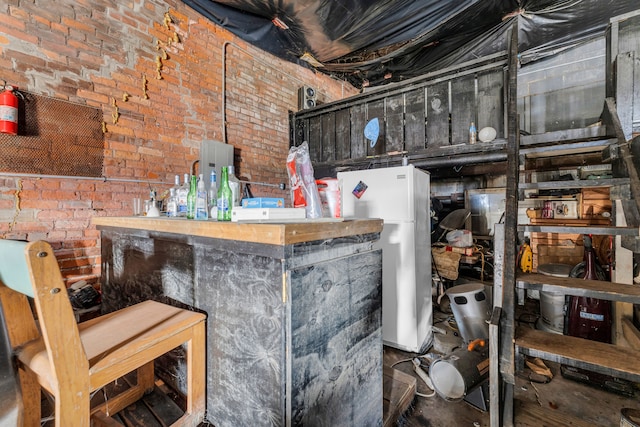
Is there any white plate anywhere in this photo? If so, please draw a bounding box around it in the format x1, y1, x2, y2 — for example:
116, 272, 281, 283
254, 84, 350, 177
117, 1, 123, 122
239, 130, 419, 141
478, 126, 497, 142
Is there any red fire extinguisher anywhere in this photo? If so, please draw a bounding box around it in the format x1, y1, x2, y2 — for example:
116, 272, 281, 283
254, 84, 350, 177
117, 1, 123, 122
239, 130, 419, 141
0, 84, 19, 135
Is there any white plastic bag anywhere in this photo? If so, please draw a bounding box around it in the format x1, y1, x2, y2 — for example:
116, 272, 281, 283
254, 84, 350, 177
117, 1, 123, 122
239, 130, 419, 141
286, 142, 323, 218
446, 229, 473, 247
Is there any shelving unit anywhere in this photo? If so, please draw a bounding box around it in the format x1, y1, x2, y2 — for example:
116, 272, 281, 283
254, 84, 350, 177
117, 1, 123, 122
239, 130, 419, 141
491, 125, 640, 425
494, 87, 640, 426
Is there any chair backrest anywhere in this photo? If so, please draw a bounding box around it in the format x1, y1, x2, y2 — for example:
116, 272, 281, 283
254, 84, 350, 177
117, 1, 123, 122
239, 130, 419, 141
0, 239, 34, 298
0, 240, 88, 387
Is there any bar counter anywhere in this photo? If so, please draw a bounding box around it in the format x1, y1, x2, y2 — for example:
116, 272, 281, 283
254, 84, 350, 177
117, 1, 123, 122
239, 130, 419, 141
92, 216, 384, 427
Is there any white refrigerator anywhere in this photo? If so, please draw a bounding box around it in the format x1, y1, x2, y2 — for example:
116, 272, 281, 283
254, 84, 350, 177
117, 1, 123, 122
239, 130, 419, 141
338, 165, 432, 353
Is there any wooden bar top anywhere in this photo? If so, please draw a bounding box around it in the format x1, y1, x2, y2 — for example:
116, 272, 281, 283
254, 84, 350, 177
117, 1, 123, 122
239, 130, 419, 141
92, 216, 383, 245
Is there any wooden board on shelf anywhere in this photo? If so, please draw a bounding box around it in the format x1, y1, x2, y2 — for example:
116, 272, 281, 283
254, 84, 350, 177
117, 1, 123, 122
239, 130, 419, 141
529, 218, 611, 226
517, 272, 640, 303
516, 327, 640, 382
383, 365, 416, 427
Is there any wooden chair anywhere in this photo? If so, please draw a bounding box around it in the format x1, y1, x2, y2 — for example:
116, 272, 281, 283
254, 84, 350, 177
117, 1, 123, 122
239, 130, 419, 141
0, 239, 206, 427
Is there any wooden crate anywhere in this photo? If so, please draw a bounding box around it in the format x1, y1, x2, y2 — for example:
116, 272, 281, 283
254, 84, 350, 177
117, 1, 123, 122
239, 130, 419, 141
533, 243, 583, 272
581, 187, 612, 219
530, 231, 610, 272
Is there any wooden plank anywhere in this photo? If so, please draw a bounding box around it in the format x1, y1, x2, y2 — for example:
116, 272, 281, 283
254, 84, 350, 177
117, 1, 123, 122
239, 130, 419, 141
383, 365, 416, 427
501, 24, 520, 391
350, 103, 367, 159
92, 411, 124, 427
321, 112, 336, 162
478, 69, 504, 138
514, 400, 594, 427
515, 327, 640, 382
613, 198, 634, 345
118, 400, 163, 427
489, 307, 502, 427
385, 93, 405, 153
519, 125, 609, 146
635, 54, 640, 132
450, 74, 476, 144
292, 118, 308, 147
622, 317, 640, 350
516, 272, 640, 303
519, 178, 628, 190
404, 88, 426, 151
308, 116, 322, 163
367, 99, 385, 156
335, 108, 351, 160
520, 224, 639, 236
138, 387, 184, 426
92, 217, 384, 246
426, 81, 450, 147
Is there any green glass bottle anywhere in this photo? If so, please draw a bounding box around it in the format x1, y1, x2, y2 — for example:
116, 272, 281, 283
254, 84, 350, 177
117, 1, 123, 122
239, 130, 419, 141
186, 174, 197, 219
217, 166, 233, 221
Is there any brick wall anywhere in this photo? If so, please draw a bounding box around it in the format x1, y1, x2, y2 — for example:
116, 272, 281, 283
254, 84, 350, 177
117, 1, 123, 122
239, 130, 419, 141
0, 0, 358, 282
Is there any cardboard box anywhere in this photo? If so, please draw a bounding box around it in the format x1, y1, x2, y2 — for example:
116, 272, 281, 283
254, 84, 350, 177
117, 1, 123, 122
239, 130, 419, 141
231, 207, 306, 222
241, 197, 285, 209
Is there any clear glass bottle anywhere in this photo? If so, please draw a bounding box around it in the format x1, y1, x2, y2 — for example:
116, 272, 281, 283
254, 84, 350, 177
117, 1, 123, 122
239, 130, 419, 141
217, 166, 233, 221
195, 173, 208, 220
166, 188, 178, 217
208, 169, 218, 220
186, 174, 197, 219
177, 173, 189, 217
228, 165, 241, 207
469, 122, 477, 144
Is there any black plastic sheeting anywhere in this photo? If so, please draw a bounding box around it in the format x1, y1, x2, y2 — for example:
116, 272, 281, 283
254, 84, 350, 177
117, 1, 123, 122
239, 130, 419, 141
182, 0, 639, 89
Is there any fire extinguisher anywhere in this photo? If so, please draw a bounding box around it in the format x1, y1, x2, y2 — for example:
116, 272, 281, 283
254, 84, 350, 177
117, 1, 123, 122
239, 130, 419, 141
0, 83, 19, 135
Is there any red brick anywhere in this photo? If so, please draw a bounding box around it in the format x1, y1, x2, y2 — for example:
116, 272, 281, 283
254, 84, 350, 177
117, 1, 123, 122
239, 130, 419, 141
0, 0, 355, 281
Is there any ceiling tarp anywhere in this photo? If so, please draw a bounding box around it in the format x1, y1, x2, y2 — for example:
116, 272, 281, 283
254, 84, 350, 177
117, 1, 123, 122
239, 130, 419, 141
182, 0, 640, 88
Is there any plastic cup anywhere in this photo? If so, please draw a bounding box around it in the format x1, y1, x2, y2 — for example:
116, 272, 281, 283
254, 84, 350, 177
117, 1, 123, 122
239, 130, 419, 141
133, 198, 142, 216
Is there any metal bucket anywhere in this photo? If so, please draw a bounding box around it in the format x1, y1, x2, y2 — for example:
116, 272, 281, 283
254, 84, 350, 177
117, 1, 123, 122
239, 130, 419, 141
429, 345, 489, 401
446, 283, 490, 342
536, 263, 572, 335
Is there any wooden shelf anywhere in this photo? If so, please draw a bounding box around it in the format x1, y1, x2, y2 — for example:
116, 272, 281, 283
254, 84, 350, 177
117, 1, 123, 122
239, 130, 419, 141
515, 327, 640, 383
519, 126, 610, 147
516, 273, 640, 304
518, 224, 638, 236
519, 177, 629, 190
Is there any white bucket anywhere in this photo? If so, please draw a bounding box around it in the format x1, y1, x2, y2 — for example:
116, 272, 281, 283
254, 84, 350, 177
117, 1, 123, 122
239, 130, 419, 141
539, 291, 565, 334
536, 263, 572, 335
430, 345, 489, 401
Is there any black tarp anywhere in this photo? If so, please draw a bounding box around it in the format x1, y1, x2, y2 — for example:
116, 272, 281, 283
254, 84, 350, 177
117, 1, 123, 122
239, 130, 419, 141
181, 0, 640, 88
